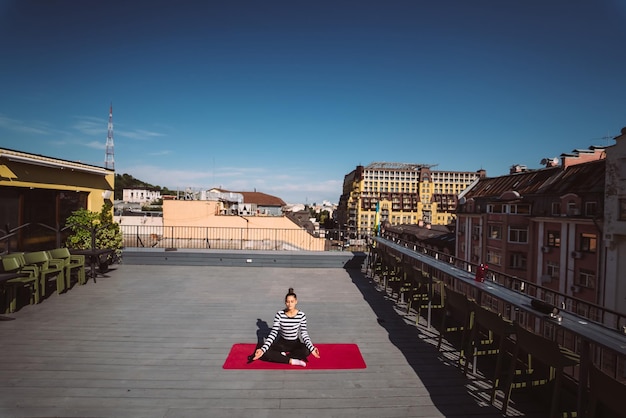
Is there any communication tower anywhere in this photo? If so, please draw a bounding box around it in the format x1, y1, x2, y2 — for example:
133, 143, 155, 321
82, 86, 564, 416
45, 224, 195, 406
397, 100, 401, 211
104, 104, 115, 170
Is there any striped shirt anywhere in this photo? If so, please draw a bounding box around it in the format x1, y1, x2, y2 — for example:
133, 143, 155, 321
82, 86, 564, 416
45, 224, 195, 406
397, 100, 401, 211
261, 310, 315, 353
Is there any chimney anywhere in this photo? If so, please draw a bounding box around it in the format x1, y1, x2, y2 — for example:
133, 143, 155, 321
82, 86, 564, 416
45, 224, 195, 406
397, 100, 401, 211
561, 147, 606, 168
509, 164, 527, 174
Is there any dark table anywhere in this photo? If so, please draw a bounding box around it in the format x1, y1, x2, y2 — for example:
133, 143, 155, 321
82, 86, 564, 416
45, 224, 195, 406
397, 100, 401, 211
69, 249, 114, 283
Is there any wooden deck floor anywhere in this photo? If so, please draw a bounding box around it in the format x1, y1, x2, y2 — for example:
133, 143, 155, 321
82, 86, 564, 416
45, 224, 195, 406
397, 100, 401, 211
0, 263, 549, 417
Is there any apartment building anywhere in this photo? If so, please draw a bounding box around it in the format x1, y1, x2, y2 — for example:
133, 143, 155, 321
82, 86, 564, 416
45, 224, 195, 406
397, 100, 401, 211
336, 162, 485, 239
455, 145, 625, 312
122, 188, 162, 205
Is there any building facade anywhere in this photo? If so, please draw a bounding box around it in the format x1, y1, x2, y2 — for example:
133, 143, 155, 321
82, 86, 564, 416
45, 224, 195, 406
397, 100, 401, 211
455, 146, 625, 313
0, 147, 115, 252
122, 188, 161, 205
337, 162, 484, 239
603, 128, 626, 313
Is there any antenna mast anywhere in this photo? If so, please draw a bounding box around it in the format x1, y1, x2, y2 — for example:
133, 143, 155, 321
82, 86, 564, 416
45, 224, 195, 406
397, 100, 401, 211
104, 103, 115, 170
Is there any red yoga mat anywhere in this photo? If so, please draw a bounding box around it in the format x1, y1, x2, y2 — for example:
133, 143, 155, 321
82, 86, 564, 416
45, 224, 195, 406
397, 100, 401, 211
222, 343, 366, 370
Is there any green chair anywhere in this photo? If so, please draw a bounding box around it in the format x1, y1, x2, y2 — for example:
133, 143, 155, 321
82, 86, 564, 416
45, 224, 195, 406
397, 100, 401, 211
385, 254, 403, 298
407, 267, 444, 327
1, 255, 40, 311
466, 303, 515, 403
48, 248, 86, 287
502, 322, 580, 418
396, 260, 414, 304
23, 251, 66, 296
405, 266, 428, 314
437, 286, 474, 370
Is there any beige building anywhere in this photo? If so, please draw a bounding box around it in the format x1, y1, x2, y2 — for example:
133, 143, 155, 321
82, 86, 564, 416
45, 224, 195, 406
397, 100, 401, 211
337, 162, 485, 239
117, 198, 325, 251
160, 200, 324, 250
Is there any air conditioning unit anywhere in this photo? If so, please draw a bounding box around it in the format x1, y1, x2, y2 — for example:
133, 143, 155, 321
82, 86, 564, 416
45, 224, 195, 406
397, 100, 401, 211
571, 251, 582, 259
571, 285, 581, 293
541, 246, 550, 253
541, 274, 552, 284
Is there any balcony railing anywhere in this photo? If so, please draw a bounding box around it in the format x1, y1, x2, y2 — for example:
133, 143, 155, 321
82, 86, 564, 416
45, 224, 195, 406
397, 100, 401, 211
380, 233, 626, 332
120, 225, 333, 251
375, 235, 626, 390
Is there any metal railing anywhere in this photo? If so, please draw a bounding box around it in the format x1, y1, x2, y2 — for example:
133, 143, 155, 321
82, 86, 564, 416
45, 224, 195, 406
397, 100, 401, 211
0, 222, 372, 253
374, 235, 626, 389
0, 222, 69, 254
378, 234, 626, 333
119, 224, 352, 251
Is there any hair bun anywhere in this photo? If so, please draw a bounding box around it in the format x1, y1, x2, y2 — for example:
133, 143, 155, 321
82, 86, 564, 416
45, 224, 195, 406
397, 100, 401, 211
288, 287, 294, 293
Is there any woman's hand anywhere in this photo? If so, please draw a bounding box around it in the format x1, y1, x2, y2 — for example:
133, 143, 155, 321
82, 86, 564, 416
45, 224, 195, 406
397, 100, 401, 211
311, 347, 320, 358
252, 349, 263, 361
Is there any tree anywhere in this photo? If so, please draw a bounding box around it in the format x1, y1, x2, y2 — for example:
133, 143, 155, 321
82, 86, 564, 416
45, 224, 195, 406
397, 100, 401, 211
65, 202, 123, 260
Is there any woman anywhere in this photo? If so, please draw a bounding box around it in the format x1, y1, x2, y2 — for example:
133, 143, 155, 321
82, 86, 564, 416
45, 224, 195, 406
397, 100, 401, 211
252, 287, 320, 367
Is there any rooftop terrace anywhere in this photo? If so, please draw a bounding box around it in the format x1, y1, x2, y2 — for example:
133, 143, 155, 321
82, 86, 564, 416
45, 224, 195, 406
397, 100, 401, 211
1, 257, 549, 417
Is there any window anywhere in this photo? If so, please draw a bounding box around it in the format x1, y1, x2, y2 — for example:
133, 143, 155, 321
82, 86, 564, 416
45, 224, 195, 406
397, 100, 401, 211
620, 198, 626, 221
547, 230, 561, 247
508, 227, 528, 243
509, 252, 527, 270
551, 202, 561, 216
509, 204, 530, 214
580, 233, 597, 253
487, 203, 504, 213
585, 201, 597, 217
488, 224, 502, 240
487, 250, 502, 266
567, 202, 580, 216
576, 269, 596, 289
546, 261, 559, 278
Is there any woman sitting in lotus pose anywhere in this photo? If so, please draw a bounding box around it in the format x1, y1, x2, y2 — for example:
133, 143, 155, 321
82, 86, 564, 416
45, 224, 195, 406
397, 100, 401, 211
252, 287, 320, 367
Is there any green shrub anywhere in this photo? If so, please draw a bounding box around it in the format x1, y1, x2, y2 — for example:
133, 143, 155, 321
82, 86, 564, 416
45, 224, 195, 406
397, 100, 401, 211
65, 202, 123, 260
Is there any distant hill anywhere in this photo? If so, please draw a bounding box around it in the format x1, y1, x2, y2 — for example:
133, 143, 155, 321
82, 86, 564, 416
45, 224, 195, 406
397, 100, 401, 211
114, 173, 175, 200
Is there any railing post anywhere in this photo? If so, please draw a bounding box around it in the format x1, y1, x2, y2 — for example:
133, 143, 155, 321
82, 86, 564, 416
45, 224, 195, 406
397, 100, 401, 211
55, 222, 61, 248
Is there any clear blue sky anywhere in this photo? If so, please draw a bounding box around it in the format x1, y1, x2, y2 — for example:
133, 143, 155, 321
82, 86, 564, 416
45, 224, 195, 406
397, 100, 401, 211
1, 1, 625, 204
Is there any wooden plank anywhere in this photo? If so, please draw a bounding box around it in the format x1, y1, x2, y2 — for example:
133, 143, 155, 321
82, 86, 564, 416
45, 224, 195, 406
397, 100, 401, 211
0, 262, 548, 417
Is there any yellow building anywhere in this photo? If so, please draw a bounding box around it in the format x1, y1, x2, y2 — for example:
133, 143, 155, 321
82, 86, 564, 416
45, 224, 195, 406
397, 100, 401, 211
0, 148, 114, 251
337, 162, 485, 239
